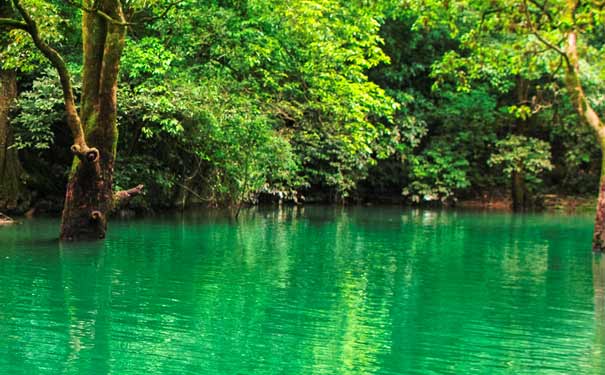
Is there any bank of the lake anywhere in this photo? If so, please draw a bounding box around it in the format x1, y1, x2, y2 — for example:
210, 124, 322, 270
0, 207, 603, 374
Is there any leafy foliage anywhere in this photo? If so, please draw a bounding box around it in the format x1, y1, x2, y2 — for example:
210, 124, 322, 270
11, 70, 63, 151
404, 141, 470, 203
488, 135, 554, 190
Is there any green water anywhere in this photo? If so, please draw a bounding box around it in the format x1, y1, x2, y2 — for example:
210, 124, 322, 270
0, 207, 604, 374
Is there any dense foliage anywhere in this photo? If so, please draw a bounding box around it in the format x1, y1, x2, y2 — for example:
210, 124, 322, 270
2, 0, 604, 212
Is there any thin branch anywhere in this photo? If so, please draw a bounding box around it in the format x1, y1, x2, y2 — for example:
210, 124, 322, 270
174, 181, 211, 202
133, 0, 182, 23
528, 0, 555, 24
523, 46, 554, 56
0, 17, 27, 30
521, 0, 572, 68
549, 54, 565, 80
569, 0, 580, 20
478, 7, 505, 32
114, 184, 144, 208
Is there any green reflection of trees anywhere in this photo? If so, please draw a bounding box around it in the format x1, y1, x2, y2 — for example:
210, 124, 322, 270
593, 255, 605, 372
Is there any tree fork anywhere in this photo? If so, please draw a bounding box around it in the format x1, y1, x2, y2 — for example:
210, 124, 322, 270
60, 0, 132, 241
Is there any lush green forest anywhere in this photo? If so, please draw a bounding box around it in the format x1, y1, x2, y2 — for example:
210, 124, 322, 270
1, 0, 605, 245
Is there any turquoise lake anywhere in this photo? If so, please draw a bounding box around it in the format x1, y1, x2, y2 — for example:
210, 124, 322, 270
0, 207, 604, 374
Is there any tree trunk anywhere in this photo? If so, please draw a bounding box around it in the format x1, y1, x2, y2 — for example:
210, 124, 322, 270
511, 169, 525, 212
563, 30, 605, 251
512, 76, 528, 211
60, 0, 127, 240
0, 69, 22, 211
60, 158, 115, 240
2, 0, 140, 239
593, 154, 605, 251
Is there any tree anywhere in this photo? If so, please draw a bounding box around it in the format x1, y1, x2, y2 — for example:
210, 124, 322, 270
143, 0, 396, 203
0, 0, 142, 240
555, 1, 605, 251
412, 0, 605, 251
488, 135, 553, 208
0, 0, 23, 212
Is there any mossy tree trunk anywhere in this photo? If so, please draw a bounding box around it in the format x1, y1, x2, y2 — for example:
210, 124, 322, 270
519, 0, 605, 250
1, 0, 142, 240
564, 26, 605, 252
59, 0, 127, 240
0, 69, 23, 212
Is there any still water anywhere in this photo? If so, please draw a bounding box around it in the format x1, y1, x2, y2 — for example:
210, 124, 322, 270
0, 207, 604, 374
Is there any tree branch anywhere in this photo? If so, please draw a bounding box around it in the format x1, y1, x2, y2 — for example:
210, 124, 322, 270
175, 181, 211, 202
95, 0, 127, 153
528, 0, 555, 24
11, 0, 99, 161
132, 0, 182, 23
594, 0, 605, 10
80, 0, 106, 127
564, 30, 605, 138
478, 7, 505, 33
521, 0, 571, 69
0, 17, 27, 30
114, 184, 144, 206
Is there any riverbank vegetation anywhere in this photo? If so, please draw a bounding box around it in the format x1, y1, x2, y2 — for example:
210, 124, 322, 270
1, 0, 604, 245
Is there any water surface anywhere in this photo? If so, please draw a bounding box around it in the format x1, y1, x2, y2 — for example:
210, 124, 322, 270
0, 207, 604, 374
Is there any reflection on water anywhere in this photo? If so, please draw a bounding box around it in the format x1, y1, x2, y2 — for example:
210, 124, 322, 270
0, 207, 602, 374
593, 255, 605, 370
